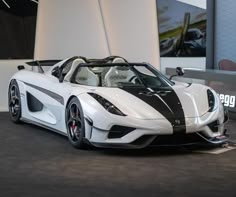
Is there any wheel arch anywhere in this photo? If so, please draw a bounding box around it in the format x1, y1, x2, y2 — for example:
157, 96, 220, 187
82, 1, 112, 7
8, 78, 17, 87
65, 95, 85, 117
66, 95, 78, 108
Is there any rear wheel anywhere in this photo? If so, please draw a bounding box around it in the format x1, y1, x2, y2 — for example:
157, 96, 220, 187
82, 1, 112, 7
8, 79, 21, 123
66, 97, 86, 149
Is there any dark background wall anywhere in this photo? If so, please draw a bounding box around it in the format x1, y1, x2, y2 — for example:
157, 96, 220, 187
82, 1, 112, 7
0, 0, 38, 59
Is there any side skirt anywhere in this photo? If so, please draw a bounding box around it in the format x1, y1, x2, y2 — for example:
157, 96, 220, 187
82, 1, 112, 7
20, 117, 68, 137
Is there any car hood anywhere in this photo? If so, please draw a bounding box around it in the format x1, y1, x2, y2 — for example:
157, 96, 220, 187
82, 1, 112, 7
90, 83, 210, 120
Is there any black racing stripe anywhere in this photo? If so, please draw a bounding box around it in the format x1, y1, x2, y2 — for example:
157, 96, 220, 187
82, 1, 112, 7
24, 82, 64, 105
120, 87, 186, 134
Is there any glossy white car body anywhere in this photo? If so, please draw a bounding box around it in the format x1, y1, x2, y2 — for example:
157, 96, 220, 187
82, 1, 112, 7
8, 56, 228, 148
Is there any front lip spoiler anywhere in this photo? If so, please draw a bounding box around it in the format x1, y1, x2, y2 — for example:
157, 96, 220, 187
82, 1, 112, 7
196, 131, 229, 145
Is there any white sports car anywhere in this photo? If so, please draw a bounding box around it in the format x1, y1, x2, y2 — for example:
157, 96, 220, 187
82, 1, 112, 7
8, 56, 229, 149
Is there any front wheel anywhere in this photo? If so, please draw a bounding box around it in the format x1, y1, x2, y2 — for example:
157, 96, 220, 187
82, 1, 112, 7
66, 97, 86, 149
8, 79, 21, 123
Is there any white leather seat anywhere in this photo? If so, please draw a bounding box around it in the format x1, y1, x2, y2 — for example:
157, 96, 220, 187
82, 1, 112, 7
64, 59, 85, 82
64, 58, 99, 86
111, 57, 126, 64
74, 67, 99, 86
104, 58, 132, 87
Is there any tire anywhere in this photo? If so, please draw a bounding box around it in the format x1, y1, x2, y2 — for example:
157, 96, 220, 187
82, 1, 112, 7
65, 97, 86, 149
8, 79, 21, 123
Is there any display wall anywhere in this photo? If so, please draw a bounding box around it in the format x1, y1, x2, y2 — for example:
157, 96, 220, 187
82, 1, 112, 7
0, 0, 161, 111
99, 0, 159, 64
156, 0, 214, 73
34, 0, 160, 66
34, 0, 109, 59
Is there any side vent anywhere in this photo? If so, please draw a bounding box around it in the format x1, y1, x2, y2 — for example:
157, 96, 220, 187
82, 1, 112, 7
27, 92, 43, 112
108, 125, 135, 139
17, 65, 25, 70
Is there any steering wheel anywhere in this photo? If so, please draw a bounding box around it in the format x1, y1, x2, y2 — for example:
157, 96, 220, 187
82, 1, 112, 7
129, 76, 137, 83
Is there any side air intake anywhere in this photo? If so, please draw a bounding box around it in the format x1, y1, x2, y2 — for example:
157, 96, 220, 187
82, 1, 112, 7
27, 92, 43, 112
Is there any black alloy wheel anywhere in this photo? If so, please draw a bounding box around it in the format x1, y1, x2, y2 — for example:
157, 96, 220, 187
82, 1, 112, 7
66, 97, 86, 148
8, 79, 21, 123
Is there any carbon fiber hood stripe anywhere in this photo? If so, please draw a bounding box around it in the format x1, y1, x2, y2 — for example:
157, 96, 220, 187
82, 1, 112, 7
120, 87, 186, 134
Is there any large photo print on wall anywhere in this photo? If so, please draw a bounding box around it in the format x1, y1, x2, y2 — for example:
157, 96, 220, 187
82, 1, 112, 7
157, 0, 207, 57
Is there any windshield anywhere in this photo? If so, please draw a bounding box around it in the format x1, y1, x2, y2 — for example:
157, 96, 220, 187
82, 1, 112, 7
71, 63, 174, 88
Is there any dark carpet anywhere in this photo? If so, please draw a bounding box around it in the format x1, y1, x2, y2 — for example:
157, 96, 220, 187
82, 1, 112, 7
0, 112, 236, 197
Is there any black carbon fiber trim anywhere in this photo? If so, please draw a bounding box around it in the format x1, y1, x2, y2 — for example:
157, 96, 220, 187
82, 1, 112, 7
24, 82, 64, 105
120, 87, 186, 134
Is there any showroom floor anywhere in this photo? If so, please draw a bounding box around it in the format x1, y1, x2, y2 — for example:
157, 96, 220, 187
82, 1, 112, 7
0, 112, 236, 197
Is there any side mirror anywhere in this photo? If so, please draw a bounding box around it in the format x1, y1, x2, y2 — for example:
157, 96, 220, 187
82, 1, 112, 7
17, 65, 25, 70
176, 67, 184, 76
170, 67, 184, 80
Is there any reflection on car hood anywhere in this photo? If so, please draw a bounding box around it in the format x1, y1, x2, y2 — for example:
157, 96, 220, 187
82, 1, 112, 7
91, 83, 210, 120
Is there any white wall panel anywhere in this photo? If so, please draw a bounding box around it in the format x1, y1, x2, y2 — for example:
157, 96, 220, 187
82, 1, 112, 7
1, 0, 161, 112
98, 0, 160, 68
34, 0, 110, 59
160, 58, 206, 73
0, 60, 30, 111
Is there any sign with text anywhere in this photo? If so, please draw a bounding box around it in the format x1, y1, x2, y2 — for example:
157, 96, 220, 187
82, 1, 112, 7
218, 94, 235, 108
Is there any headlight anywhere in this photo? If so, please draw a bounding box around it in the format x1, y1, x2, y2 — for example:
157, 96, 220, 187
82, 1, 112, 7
88, 93, 126, 116
207, 89, 217, 112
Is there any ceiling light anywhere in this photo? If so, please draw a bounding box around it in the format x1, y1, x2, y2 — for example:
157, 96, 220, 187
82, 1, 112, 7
1, 0, 10, 8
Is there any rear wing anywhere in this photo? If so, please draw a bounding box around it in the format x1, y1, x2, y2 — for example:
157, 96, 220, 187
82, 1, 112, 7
17, 60, 61, 72
22, 60, 62, 73
26, 60, 61, 67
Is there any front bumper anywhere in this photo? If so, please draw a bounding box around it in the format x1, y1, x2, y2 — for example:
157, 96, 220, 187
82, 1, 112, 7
86, 117, 228, 149
85, 103, 228, 148
91, 132, 229, 149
